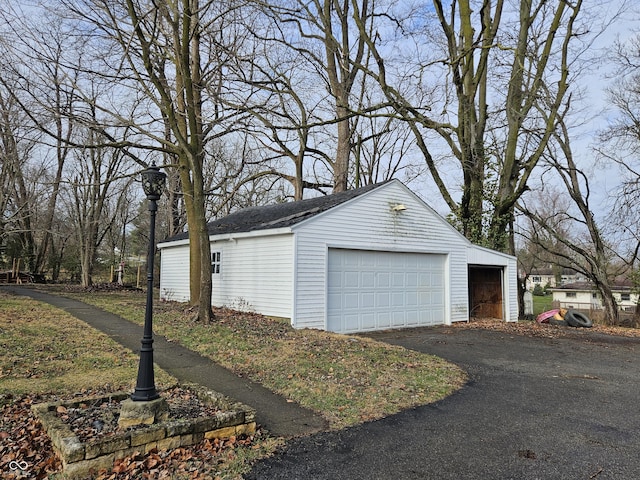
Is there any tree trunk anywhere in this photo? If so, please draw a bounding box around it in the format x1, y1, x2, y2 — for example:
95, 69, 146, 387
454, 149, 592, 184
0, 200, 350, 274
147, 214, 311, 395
487, 207, 513, 254
80, 249, 93, 287
333, 106, 350, 192
598, 282, 619, 326
190, 148, 214, 323
460, 160, 485, 245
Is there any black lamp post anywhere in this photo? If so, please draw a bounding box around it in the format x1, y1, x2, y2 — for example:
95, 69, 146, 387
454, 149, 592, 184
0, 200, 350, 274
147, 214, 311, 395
131, 163, 166, 402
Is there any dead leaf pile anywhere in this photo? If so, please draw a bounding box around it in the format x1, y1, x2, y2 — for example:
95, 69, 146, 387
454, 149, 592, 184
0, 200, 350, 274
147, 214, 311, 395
94, 437, 255, 480
0, 395, 62, 479
451, 318, 640, 339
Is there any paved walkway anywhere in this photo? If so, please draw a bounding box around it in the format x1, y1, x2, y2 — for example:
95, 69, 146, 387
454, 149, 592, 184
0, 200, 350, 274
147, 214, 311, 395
3, 286, 327, 438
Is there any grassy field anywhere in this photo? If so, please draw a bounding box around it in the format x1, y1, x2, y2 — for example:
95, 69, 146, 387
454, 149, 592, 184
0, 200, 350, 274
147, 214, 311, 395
0, 291, 174, 395
532, 294, 554, 315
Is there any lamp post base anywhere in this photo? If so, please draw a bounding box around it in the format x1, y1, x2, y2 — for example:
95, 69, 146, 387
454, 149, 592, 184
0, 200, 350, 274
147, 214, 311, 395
118, 397, 169, 429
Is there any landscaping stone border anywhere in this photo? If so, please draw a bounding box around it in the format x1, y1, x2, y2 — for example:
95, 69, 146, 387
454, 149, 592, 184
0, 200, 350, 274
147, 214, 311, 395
32, 384, 256, 479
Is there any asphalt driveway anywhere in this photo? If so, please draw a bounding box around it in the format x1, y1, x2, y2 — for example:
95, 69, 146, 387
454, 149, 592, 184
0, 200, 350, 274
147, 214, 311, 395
245, 326, 640, 479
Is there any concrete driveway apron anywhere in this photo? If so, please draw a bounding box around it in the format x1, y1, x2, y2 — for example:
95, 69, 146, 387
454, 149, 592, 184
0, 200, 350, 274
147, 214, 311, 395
246, 326, 640, 480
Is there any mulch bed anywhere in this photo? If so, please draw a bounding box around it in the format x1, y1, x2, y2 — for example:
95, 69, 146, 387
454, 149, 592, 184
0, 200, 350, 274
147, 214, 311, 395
55, 386, 223, 442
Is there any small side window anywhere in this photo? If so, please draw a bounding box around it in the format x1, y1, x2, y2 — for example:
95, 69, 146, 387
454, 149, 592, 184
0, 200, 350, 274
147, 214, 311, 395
211, 251, 221, 275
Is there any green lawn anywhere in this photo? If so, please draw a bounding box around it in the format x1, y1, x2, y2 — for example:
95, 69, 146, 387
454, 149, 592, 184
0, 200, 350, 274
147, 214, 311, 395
532, 294, 554, 315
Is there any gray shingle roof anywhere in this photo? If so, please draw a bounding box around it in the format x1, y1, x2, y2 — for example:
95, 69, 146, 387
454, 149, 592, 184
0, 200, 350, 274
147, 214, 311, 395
162, 180, 389, 243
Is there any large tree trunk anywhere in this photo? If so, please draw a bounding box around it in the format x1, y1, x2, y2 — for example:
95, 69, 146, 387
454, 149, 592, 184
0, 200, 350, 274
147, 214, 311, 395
192, 169, 213, 323
80, 246, 94, 287
322, 0, 367, 193
177, 164, 200, 306
180, 169, 212, 323
489, 1, 577, 253
333, 106, 350, 192
598, 280, 619, 326
460, 158, 485, 245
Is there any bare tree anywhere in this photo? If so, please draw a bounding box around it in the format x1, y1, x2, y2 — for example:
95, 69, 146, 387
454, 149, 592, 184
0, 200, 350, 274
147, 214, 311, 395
0, 76, 41, 272
48, 0, 264, 321
0, 5, 90, 279
353, 111, 423, 187
520, 118, 620, 325
66, 122, 134, 287
259, 0, 377, 193
595, 31, 640, 321
352, 0, 594, 253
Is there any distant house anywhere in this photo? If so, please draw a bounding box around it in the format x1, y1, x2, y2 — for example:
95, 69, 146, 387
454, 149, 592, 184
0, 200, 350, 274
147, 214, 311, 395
526, 268, 556, 292
551, 280, 639, 312
158, 179, 519, 334
525, 267, 587, 292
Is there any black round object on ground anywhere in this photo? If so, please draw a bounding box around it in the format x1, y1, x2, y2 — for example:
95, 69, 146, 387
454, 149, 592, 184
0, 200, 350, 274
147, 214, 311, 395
565, 309, 593, 328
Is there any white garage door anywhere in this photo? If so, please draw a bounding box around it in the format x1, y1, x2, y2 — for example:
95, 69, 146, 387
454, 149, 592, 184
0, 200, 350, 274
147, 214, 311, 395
327, 249, 446, 333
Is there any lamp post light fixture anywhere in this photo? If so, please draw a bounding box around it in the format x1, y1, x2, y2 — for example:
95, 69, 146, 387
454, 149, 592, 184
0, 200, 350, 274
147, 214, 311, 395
131, 163, 166, 402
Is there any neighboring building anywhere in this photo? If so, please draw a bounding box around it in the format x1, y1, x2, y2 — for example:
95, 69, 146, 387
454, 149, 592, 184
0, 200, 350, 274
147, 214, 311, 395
551, 280, 639, 312
158, 179, 519, 334
525, 267, 587, 292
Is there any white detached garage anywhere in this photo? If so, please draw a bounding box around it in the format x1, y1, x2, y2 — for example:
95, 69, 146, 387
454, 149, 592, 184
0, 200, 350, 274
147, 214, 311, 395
158, 180, 518, 333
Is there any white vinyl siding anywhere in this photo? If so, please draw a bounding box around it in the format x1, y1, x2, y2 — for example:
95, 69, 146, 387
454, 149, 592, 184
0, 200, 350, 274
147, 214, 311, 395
211, 233, 294, 318
159, 243, 191, 302
292, 181, 470, 329
158, 180, 520, 332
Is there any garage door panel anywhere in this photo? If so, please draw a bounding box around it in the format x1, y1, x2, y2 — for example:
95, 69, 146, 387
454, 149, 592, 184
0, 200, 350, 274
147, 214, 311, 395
328, 293, 342, 309
418, 273, 432, 287
377, 256, 391, 268
419, 310, 432, 324
406, 292, 418, 306
345, 271, 360, 287
344, 256, 359, 267
391, 292, 405, 307
392, 310, 405, 327
344, 314, 359, 332
377, 311, 390, 328
328, 271, 342, 288
362, 272, 375, 288
376, 292, 390, 307
361, 292, 375, 308
377, 272, 390, 287
362, 313, 376, 329
344, 293, 359, 309
328, 249, 446, 333
407, 310, 419, 325
361, 256, 376, 267
392, 272, 405, 287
